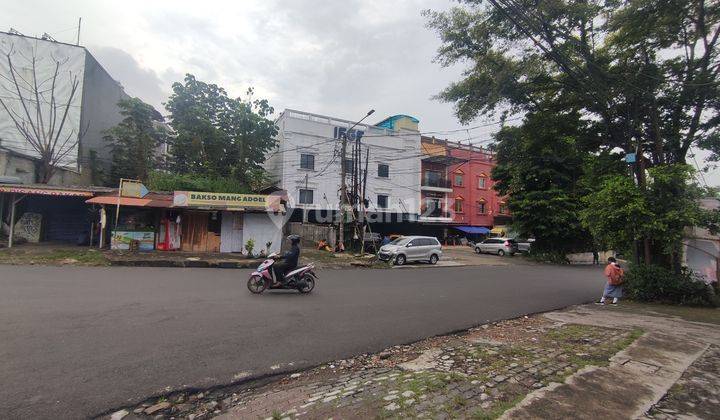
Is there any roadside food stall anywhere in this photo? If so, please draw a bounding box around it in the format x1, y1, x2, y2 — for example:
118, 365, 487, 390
85, 192, 175, 250
85, 190, 285, 255
171, 191, 285, 255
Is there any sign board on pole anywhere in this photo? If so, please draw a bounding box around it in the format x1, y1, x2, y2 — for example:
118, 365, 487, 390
121, 181, 149, 198
625, 153, 637, 163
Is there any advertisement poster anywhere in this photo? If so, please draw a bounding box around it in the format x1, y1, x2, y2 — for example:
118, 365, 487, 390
111, 231, 155, 251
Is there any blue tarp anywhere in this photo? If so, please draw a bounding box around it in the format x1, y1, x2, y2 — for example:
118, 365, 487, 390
454, 226, 490, 234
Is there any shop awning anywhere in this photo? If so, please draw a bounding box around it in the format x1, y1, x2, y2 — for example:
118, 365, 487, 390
0, 184, 101, 197
455, 226, 490, 234
86, 195, 173, 208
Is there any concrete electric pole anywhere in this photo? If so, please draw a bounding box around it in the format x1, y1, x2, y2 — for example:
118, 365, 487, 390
338, 109, 375, 252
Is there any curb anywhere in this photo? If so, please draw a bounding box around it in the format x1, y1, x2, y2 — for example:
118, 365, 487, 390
107, 260, 259, 269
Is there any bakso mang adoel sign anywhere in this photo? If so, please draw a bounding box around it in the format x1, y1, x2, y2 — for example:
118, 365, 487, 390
173, 191, 269, 209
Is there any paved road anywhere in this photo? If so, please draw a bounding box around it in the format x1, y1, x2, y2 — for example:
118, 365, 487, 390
0, 263, 603, 418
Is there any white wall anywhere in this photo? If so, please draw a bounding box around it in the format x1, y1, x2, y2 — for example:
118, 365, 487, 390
267, 109, 421, 215
220, 211, 244, 253
0, 33, 85, 169
241, 213, 283, 256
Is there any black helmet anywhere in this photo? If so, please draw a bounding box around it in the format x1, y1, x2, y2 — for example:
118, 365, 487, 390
287, 234, 301, 244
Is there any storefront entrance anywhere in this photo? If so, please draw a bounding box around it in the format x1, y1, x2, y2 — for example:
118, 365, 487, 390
181, 211, 221, 252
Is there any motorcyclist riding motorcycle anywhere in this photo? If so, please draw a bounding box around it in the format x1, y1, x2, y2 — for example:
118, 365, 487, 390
273, 235, 301, 285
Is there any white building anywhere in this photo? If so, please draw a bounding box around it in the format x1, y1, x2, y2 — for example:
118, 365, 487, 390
0, 31, 130, 185
266, 109, 421, 221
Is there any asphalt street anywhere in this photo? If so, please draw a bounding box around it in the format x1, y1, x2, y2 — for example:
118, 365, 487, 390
0, 263, 604, 418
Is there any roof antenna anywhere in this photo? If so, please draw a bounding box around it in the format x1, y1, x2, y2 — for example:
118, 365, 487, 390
41, 33, 56, 42
76, 17, 82, 45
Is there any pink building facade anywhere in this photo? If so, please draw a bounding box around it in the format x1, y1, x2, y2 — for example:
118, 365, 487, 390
447, 144, 509, 227
420, 137, 510, 230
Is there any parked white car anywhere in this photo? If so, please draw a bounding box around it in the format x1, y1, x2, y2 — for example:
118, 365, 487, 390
378, 236, 443, 265
474, 238, 519, 256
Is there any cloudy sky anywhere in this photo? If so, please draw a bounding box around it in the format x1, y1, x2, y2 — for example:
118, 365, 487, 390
3, 0, 718, 185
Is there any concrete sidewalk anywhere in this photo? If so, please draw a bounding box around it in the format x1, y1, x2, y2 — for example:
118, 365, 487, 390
502, 306, 720, 419
105, 303, 720, 420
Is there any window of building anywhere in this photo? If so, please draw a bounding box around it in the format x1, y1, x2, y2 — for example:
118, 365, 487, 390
300, 153, 315, 170
299, 189, 314, 204
477, 201, 486, 214
454, 173, 464, 187
499, 203, 508, 214
377, 194, 389, 208
477, 176, 487, 189
454, 197, 464, 213
378, 163, 389, 178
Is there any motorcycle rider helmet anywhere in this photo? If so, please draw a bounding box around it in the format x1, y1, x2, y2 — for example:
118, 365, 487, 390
287, 234, 301, 245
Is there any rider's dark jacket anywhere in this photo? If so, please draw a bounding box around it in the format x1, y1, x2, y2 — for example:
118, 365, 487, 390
283, 244, 300, 271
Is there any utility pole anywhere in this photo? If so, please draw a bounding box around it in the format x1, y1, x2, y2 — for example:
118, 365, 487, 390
359, 147, 370, 255
339, 133, 348, 250
338, 109, 375, 252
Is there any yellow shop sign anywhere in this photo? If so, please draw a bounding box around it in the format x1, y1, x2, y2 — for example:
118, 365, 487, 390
173, 191, 269, 209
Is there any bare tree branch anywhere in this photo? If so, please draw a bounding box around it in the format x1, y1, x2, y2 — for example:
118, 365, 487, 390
0, 45, 84, 182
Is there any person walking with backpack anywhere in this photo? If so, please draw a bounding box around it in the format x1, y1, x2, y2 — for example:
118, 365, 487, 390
597, 257, 624, 305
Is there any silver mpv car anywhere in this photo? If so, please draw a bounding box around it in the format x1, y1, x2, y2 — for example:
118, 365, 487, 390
378, 236, 443, 265
474, 237, 518, 256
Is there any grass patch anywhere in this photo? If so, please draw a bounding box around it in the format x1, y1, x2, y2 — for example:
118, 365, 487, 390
612, 301, 720, 325
0, 248, 109, 266
545, 324, 598, 342
471, 395, 525, 419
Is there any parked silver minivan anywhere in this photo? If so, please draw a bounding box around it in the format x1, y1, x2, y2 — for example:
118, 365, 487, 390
474, 237, 518, 256
378, 236, 443, 265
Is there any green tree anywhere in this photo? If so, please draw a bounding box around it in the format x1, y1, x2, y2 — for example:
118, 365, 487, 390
492, 109, 596, 254
104, 97, 167, 184
165, 74, 277, 186
425, 0, 720, 165
581, 164, 711, 270
426, 0, 720, 265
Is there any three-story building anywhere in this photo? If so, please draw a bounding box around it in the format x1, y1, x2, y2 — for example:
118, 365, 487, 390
266, 110, 422, 227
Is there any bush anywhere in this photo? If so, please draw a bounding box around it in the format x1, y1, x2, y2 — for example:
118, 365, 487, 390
147, 171, 248, 193
244, 238, 255, 256
526, 249, 570, 264
624, 264, 719, 307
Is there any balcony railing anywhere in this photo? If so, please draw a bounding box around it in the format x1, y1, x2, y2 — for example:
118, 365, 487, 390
421, 177, 452, 188
421, 209, 452, 218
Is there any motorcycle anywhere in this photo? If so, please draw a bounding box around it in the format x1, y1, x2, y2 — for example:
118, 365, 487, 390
247, 252, 317, 294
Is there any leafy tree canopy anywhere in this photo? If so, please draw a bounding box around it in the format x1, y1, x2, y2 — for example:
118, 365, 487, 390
104, 97, 167, 184
427, 0, 720, 266
165, 74, 277, 187
425, 0, 720, 165
492, 108, 606, 252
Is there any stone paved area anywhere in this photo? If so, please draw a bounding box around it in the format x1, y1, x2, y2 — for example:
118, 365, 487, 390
645, 345, 720, 420
108, 314, 640, 420
103, 304, 720, 420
